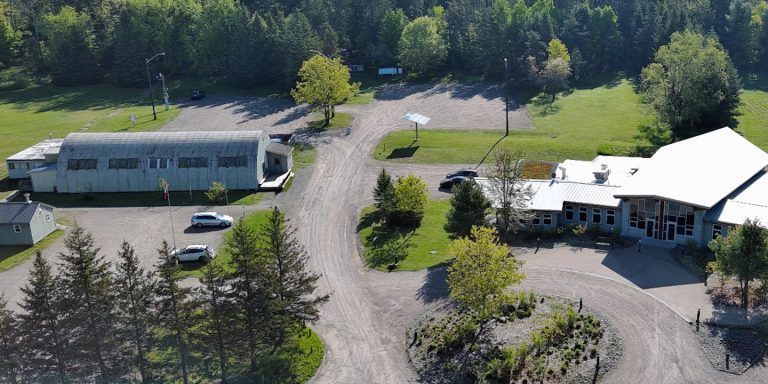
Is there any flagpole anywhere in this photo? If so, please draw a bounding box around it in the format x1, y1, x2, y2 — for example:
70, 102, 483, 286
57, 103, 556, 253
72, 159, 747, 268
164, 179, 177, 250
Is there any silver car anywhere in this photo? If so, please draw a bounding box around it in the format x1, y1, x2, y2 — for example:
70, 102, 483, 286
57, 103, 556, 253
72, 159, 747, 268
170, 244, 215, 263
191, 212, 233, 228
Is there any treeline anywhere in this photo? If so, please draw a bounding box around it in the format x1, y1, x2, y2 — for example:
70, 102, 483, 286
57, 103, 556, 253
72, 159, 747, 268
0, 207, 329, 383
1, 0, 767, 88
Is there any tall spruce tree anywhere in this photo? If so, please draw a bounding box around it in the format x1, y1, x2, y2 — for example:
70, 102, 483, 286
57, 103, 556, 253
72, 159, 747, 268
259, 207, 330, 350
199, 261, 232, 383
223, 218, 265, 372
154, 240, 195, 384
19, 251, 68, 384
445, 180, 491, 237
0, 295, 21, 384
114, 241, 155, 383
373, 168, 396, 220
57, 225, 120, 381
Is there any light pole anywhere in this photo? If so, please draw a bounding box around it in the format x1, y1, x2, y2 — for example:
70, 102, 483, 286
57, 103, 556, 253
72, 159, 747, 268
504, 57, 509, 136
145, 52, 165, 120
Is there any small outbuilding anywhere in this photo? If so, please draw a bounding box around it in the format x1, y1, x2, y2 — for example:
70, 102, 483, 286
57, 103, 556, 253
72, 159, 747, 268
0, 199, 56, 246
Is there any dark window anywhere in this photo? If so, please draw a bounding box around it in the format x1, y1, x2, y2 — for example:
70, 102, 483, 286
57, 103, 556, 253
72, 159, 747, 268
67, 159, 97, 170
565, 205, 574, 220
13, 224, 21, 233
578, 207, 587, 222
592, 208, 601, 224
274, 157, 281, 166
148, 158, 170, 169
712, 224, 723, 239
108, 158, 139, 169
606, 209, 615, 226
543, 214, 552, 225
178, 157, 208, 168
218, 156, 247, 168
8, 163, 15, 170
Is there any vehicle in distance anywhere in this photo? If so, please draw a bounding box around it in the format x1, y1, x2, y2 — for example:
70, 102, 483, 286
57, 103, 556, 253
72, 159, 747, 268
191, 212, 233, 228
171, 244, 215, 263
446, 168, 478, 179
439, 175, 470, 190
191, 90, 205, 100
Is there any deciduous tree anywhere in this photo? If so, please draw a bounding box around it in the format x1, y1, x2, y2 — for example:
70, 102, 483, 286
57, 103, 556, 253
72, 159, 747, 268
709, 218, 768, 308
291, 54, 359, 126
393, 175, 428, 227
640, 31, 741, 140
41, 6, 100, 85
487, 147, 533, 234
398, 15, 447, 74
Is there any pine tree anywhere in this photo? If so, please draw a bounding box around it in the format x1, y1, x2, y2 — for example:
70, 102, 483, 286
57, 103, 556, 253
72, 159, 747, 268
373, 168, 396, 220
199, 261, 232, 383
57, 225, 121, 381
445, 181, 491, 237
154, 240, 195, 384
0, 295, 21, 384
223, 218, 266, 373
19, 251, 68, 383
260, 207, 330, 350
114, 241, 155, 383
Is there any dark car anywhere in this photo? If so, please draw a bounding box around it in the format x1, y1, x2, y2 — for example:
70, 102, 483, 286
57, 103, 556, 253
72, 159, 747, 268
446, 168, 478, 179
439, 176, 469, 190
191, 90, 205, 100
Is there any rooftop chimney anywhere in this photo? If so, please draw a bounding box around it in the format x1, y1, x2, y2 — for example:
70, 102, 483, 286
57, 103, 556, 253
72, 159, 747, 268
558, 166, 567, 180
24, 193, 31, 204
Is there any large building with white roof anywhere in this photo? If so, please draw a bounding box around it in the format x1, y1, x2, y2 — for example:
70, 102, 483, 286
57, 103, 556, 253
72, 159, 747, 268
478, 127, 768, 247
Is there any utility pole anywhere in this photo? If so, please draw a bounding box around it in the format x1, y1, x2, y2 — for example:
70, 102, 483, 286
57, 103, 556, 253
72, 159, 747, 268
145, 52, 165, 120
504, 57, 509, 136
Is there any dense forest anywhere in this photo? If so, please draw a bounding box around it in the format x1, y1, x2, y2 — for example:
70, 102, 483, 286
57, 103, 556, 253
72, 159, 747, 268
0, 0, 767, 89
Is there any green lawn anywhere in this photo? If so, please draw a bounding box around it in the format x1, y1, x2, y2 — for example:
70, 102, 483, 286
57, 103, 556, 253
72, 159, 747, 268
357, 200, 454, 271
176, 210, 271, 279
0, 84, 181, 185
375, 79, 653, 163
346, 89, 376, 105
737, 73, 768, 150
0, 229, 64, 272
293, 143, 317, 170
308, 111, 354, 131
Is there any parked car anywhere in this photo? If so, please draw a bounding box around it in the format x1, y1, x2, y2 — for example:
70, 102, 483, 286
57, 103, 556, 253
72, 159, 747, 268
191, 90, 205, 100
191, 212, 233, 228
439, 175, 470, 190
171, 244, 215, 263
446, 168, 478, 179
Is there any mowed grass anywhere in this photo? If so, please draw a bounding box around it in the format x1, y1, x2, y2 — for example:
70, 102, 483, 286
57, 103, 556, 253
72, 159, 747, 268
0, 229, 64, 272
738, 74, 768, 150
375, 79, 653, 163
308, 111, 354, 131
0, 84, 181, 182
357, 200, 454, 271
14, 190, 263, 208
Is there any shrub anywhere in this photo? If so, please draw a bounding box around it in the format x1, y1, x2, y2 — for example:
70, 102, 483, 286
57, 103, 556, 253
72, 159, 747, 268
571, 224, 587, 236
205, 181, 228, 204
0, 67, 34, 90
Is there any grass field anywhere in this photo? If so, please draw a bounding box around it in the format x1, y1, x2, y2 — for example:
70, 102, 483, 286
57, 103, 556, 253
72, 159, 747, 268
737, 74, 768, 150
357, 200, 454, 271
0, 229, 64, 272
308, 111, 354, 131
13, 190, 262, 208
375, 79, 652, 163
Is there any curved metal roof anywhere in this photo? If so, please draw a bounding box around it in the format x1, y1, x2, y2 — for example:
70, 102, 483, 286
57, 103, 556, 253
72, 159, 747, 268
58, 131, 266, 160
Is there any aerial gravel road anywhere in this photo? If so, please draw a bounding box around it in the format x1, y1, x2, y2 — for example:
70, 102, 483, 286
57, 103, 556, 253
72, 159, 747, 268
270, 83, 768, 384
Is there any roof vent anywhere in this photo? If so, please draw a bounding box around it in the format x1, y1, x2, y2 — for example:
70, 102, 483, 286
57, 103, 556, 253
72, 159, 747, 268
24, 193, 31, 204
558, 166, 567, 180
593, 166, 610, 182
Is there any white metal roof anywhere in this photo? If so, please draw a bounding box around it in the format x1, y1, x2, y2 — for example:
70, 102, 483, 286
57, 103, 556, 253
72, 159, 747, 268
706, 171, 768, 225
556, 156, 650, 186
476, 178, 621, 212
402, 112, 430, 125
615, 128, 768, 208
7, 139, 63, 161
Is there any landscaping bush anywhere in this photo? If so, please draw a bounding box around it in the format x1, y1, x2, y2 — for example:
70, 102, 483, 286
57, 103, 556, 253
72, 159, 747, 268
0, 67, 34, 90
205, 181, 228, 204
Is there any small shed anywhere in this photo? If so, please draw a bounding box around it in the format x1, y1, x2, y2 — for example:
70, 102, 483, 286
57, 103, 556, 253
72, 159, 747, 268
266, 142, 294, 175
0, 200, 56, 245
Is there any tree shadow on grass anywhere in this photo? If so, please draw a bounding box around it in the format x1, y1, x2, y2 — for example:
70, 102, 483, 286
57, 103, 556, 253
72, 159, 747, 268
358, 210, 419, 268
386, 146, 420, 159
530, 94, 561, 116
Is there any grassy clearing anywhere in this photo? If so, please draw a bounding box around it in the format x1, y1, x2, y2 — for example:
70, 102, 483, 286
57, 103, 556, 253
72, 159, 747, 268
176, 210, 271, 279
357, 200, 453, 271
737, 73, 768, 150
308, 111, 354, 131
0, 229, 64, 271
14, 190, 262, 208
376, 79, 652, 163
346, 89, 376, 105
293, 143, 317, 170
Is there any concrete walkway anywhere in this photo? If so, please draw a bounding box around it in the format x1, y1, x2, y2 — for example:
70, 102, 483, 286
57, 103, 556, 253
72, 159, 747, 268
518, 242, 768, 326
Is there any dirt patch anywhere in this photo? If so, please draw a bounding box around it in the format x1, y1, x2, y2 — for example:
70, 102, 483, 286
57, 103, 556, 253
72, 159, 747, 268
407, 295, 622, 384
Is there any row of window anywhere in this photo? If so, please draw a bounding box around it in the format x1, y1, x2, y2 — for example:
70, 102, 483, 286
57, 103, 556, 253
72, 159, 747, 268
564, 205, 615, 226
628, 199, 695, 237
66, 156, 250, 170
7, 162, 43, 170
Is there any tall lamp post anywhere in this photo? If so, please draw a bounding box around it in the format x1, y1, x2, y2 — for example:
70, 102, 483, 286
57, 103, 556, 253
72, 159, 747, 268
504, 57, 509, 136
145, 52, 165, 120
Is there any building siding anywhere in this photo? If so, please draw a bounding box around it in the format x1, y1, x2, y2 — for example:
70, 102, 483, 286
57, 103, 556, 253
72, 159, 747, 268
0, 223, 33, 245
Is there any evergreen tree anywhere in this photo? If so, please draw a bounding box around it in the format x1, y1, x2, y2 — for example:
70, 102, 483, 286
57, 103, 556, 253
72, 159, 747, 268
154, 240, 195, 384
223, 219, 265, 373
445, 181, 490, 238
227, 9, 272, 87
199, 261, 232, 383
41, 6, 100, 85
274, 11, 320, 87
19, 252, 68, 383
0, 295, 21, 384
114, 241, 155, 383
259, 207, 330, 350
373, 168, 396, 220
